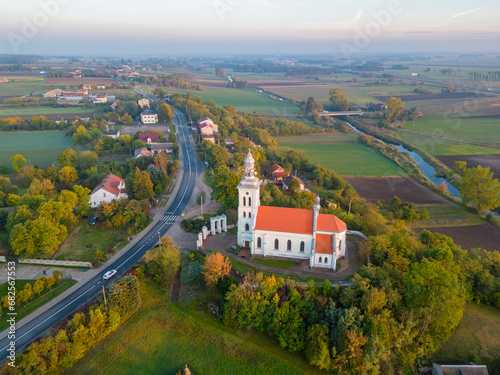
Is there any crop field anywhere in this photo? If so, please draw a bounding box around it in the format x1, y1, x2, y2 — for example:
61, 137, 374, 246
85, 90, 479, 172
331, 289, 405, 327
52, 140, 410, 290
0, 78, 43, 96
70, 280, 320, 375
402, 115, 500, 146
437, 154, 500, 179
141, 85, 300, 115
0, 131, 74, 169
0, 106, 95, 117
277, 133, 406, 177
399, 132, 500, 156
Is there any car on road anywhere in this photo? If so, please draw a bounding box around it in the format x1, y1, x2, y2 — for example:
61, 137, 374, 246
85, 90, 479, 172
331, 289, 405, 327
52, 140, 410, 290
90, 216, 99, 225
103, 270, 117, 280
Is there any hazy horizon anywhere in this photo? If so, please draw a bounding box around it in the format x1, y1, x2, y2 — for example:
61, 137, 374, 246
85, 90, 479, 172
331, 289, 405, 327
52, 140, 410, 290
1, 0, 499, 56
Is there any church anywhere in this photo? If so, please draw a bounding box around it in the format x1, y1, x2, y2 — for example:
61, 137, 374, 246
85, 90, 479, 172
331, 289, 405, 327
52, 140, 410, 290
237, 151, 347, 270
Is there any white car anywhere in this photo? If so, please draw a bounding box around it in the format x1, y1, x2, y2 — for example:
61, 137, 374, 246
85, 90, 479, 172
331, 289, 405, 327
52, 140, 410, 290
103, 269, 117, 280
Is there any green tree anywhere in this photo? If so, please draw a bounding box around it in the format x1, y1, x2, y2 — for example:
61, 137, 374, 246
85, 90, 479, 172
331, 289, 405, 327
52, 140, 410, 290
132, 167, 154, 200
33, 277, 46, 296
158, 102, 173, 123
108, 275, 142, 316
459, 165, 500, 214
94, 248, 103, 263
305, 324, 331, 370
27, 178, 56, 196
384, 97, 405, 126
329, 89, 349, 111
211, 166, 242, 209
59, 166, 79, 185
142, 237, 181, 288
57, 149, 78, 168
11, 154, 28, 172
73, 185, 91, 217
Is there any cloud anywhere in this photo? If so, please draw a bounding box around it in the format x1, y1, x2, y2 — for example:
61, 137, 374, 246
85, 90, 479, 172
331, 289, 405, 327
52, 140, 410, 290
443, 0, 497, 24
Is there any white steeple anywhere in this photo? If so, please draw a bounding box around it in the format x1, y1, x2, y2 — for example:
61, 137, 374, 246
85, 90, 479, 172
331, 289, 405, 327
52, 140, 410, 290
244, 149, 255, 177
237, 149, 260, 249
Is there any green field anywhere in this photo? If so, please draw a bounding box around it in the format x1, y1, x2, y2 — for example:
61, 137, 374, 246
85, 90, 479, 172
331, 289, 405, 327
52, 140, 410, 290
0, 279, 77, 332
0, 131, 74, 169
403, 116, 500, 146
0, 107, 95, 117
141, 85, 300, 115
69, 280, 320, 375
408, 204, 485, 228
434, 303, 500, 370
0, 78, 43, 96
277, 133, 407, 177
400, 131, 500, 156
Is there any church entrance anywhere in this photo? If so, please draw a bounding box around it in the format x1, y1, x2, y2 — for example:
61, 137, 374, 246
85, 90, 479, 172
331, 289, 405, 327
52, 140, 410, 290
245, 241, 249, 248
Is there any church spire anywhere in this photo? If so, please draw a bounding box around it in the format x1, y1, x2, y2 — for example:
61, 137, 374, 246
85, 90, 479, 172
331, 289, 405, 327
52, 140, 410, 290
244, 149, 255, 177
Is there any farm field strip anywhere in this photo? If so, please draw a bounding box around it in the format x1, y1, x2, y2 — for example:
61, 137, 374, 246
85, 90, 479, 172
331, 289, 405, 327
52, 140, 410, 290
278, 135, 406, 177
0, 107, 95, 117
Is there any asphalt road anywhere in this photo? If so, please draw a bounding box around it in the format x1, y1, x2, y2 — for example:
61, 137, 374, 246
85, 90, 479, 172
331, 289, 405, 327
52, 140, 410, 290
0, 108, 202, 361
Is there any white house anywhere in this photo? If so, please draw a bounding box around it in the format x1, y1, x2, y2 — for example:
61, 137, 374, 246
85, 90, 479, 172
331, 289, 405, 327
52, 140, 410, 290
141, 110, 158, 124
89, 174, 128, 207
237, 151, 347, 270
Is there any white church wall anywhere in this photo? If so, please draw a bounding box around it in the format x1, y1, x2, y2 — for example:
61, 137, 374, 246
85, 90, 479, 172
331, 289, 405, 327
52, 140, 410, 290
253, 230, 312, 260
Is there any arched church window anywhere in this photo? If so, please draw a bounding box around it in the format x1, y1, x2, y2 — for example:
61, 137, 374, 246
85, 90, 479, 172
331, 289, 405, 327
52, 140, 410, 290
257, 237, 261, 248
300, 241, 305, 252
245, 224, 249, 232
243, 197, 246, 206
274, 239, 279, 250
249, 197, 251, 206
249, 212, 251, 218
287, 240, 292, 251
243, 212, 246, 218
319, 257, 322, 263
324, 257, 328, 264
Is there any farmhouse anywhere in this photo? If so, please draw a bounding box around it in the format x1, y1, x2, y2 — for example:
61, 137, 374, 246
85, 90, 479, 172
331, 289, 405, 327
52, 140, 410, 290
150, 143, 173, 155
105, 129, 120, 139
237, 151, 346, 270
265, 163, 287, 180
89, 174, 128, 207
141, 110, 158, 124
134, 148, 153, 158
139, 132, 160, 144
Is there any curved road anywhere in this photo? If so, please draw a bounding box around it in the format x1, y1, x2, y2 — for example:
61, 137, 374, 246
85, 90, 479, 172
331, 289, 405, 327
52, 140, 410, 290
0, 108, 202, 361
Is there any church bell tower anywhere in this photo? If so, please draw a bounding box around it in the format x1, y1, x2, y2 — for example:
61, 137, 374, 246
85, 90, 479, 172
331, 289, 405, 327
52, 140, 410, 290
237, 150, 260, 248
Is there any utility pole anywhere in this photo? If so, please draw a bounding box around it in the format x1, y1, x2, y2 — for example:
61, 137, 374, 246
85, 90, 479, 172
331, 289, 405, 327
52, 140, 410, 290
102, 285, 107, 309
348, 197, 353, 215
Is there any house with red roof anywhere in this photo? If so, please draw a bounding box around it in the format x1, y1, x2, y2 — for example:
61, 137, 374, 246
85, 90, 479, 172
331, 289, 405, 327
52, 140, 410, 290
237, 151, 346, 270
198, 117, 218, 134
265, 163, 287, 180
89, 174, 128, 207
138, 132, 160, 144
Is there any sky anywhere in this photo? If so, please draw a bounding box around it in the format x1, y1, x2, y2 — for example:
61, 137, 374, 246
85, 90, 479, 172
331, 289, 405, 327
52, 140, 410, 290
0, 0, 499, 56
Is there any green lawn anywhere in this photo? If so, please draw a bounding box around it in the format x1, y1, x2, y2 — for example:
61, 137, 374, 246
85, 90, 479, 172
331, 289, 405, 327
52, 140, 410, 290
252, 258, 296, 269
143, 86, 300, 115
434, 303, 500, 370
69, 280, 321, 375
0, 131, 74, 169
278, 133, 407, 177
403, 116, 500, 146
0, 279, 77, 331
55, 219, 125, 263
400, 131, 500, 156
0, 107, 95, 117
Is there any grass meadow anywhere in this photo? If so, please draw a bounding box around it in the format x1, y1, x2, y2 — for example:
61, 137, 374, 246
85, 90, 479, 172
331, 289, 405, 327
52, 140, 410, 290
407, 203, 485, 229
434, 303, 500, 370
0, 107, 95, 117
402, 116, 500, 146
142, 85, 300, 115
0, 131, 74, 169
277, 133, 407, 177
400, 131, 500, 156
69, 279, 320, 375
0, 78, 43, 96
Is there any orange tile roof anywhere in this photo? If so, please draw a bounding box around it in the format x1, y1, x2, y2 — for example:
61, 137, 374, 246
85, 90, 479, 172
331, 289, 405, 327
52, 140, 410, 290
90, 173, 126, 196
318, 214, 347, 232
255, 206, 346, 234
316, 234, 333, 254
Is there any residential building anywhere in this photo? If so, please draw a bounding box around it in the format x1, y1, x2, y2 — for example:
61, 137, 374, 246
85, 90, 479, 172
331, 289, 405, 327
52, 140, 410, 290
432, 363, 489, 375
150, 143, 174, 155
265, 163, 287, 180
134, 148, 153, 158
43, 88, 66, 98
91, 95, 107, 104
89, 174, 128, 207
139, 132, 160, 144
202, 135, 215, 144
106, 129, 120, 139
110, 99, 121, 110
140, 110, 158, 124
237, 151, 347, 270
